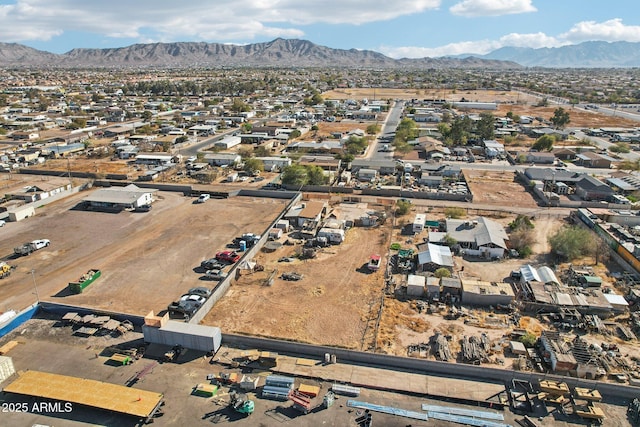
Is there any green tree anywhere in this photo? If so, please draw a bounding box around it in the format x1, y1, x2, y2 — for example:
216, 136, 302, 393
449, 116, 473, 144
519, 332, 537, 347
548, 226, 597, 261
610, 142, 630, 154
244, 158, 264, 174
395, 118, 419, 142
442, 234, 458, 247
395, 200, 411, 216
141, 110, 153, 121
241, 122, 253, 133
509, 215, 535, 257
289, 129, 301, 139
344, 136, 368, 155
550, 107, 570, 129
532, 134, 555, 152
366, 123, 380, 135
281, 164, 308, 186
444, 207, 465, 219
476, 112, 495, 140
253, 146, 270, 157
306, 165, 327, 185
230, 98, 250, 113
434, 268, 452, 278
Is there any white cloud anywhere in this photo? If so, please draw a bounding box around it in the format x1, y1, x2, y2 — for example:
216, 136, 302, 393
383, 19, 640, 59
450, 0, 536, 17
381, 40, 500, 58
0, 0, 441, 43
560, 18, 640, 43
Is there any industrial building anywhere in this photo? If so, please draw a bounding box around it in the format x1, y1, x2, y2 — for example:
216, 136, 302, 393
83, 184, 157, 211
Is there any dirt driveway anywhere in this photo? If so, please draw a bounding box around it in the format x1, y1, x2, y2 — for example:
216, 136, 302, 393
0, 190, 288, 315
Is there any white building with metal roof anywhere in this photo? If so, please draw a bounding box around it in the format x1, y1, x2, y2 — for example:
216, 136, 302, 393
83, 184, 156, 211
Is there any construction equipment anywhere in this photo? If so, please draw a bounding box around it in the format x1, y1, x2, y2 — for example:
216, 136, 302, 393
229, 390, 254, 415
163, 345, 183, 363
0, 262, 15, 279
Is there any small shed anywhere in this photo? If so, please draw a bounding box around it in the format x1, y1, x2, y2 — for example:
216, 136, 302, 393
7, 205, 35, 222
275, 219, 290, 231
440, 277, 462, 296
579, 275, 602, 288
268, 228, 283, 240
604, 293, 629, 312
426, 277, 440, 299
406, 274, 426, 297
510, 341, 527, 356
357, 168, 377, 182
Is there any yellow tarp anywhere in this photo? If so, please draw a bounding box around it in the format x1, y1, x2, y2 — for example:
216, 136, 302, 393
3, 370, 163, 418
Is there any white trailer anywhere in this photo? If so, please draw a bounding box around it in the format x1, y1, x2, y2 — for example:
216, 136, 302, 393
413, 214, 426, 233
317, 228, 345, 244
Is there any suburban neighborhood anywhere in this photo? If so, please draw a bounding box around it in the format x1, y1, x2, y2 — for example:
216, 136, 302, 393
2, 62, 640, 426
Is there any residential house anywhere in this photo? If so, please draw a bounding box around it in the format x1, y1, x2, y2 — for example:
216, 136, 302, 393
575, 151, 612, 169
287, 141, 343, 154
298, 156, 341, 172
351, 159, 396, 175
552, 147, 577, 161
255, 156, 292, 171
430, 217, 509, 258
575, 175, 615, 201
203, 153, 241, 167
134, 153, 175, 166
284, 201, 328, 228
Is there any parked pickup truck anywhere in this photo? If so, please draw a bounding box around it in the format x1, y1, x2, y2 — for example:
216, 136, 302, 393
14, 239, 50, 256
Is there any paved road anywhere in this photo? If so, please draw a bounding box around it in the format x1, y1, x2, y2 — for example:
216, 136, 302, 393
367, 101, 404, 160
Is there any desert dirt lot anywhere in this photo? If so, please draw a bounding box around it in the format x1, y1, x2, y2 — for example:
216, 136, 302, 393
0, 190, 288, 315
464, 169, 538, 208
202, 210, 391, 349
496, 103, 639, 129
323, 88, 540, 104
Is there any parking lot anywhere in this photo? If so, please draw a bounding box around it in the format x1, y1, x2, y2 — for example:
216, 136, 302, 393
0, 189, 288, 315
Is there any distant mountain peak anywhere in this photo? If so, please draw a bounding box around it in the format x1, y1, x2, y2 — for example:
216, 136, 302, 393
473, 40, 640, 67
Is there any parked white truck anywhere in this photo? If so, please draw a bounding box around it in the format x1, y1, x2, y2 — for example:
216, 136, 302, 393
14, 239, 50, 256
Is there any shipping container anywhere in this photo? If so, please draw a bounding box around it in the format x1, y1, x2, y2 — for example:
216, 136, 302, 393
143, 321, 221, 353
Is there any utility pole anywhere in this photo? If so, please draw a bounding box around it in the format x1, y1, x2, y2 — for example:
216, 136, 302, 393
30, 269, 40, 303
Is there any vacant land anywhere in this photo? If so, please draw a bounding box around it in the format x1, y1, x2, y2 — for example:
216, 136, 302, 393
464, 169, 538, 208
0, 190, 288, 314
202, 212, 391, 349
497, 104, 639, 129
323, 88, 540, 105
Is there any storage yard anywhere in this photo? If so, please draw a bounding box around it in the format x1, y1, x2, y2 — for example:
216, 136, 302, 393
0, 186, 288, 314
0, 316, 633, 427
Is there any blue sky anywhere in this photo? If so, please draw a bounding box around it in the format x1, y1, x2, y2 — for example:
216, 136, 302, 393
0, 0, 639, 57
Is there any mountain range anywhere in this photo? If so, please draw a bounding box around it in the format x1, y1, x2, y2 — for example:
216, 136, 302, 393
473, 41, 640, 68
0, 38, 517, 69
0, 38, 637, 69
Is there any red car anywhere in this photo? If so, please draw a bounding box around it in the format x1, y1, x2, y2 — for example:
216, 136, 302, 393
215, 250, 240, 263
